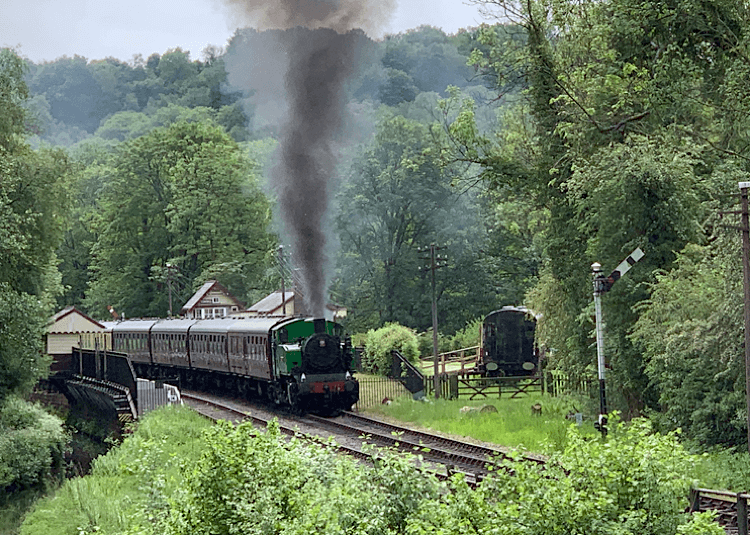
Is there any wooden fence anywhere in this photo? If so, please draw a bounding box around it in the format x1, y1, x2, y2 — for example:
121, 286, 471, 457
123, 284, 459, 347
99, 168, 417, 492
423, 373, 543, 400
544, 369, 595, 398
419, 346, 479, 376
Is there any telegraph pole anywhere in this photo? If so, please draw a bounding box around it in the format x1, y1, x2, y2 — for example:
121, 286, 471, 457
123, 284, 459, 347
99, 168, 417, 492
591, 247, 644, 436
419, 244, 448, 399
738, 182, 750, 453
165, 263, 178, 317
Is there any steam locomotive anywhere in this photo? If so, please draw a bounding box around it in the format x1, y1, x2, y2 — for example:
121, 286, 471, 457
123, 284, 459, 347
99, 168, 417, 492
110, 315, 359, 413
478, 306, 539, 377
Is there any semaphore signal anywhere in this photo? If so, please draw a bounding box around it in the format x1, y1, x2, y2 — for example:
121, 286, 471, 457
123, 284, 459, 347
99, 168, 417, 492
591, 247, 644, 437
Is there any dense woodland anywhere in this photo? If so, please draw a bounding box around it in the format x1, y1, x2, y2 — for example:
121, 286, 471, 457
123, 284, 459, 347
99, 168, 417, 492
4, 0, 750, 515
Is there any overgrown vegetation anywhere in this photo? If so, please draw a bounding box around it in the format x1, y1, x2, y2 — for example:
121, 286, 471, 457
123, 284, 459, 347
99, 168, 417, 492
0, 398, 68, 533
20, 405, 210, 535
361, 323, 420, 374
20, 405, 726, 535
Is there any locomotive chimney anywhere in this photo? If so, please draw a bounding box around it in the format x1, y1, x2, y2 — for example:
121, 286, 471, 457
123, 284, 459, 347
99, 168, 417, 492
313, 318, 325, 334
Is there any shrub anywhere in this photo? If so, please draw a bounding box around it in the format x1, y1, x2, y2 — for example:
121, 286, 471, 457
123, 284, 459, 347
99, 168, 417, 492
416, 329, 451, 358
362, 323, 419, 374
165, 420, 443, 535
449, 317, 482, 351
408, 414, 707, 535
0, 397, 68, 491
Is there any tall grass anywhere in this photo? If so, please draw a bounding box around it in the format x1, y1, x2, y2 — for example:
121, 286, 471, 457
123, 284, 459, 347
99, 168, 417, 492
20, 405, 211, 535
0, 488, 46, 535
365, 393, 597, 453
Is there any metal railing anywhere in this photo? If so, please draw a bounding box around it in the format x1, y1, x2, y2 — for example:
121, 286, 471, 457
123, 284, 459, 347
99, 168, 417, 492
355, 375, 412, 410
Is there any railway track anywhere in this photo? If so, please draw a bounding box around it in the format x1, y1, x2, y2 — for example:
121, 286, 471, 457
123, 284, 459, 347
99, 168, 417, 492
181, 391, 374, 464
181, 391, 516, 484
300, 410, 546, 479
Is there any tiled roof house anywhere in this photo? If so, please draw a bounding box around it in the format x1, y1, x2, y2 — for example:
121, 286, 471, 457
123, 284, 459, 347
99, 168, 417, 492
180, 280, 245, 319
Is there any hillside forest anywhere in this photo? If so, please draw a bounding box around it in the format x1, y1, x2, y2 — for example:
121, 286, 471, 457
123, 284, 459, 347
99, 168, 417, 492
3, 0, 750, 454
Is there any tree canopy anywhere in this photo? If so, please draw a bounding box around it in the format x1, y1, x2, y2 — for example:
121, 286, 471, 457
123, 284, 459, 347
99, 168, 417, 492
0, 48, 69, 401
439, 0, 750, 437
84, 121, 274, 318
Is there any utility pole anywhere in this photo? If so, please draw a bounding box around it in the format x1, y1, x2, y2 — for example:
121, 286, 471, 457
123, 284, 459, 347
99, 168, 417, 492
738, 182, 750, 454
419, 244, 448, 399
591, 247, 644, 437
165, 263, 178, 317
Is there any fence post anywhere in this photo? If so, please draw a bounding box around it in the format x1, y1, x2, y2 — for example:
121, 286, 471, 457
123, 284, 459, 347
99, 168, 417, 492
739, 492, 748, 535
688, 489, 700, 513
449, 375, 458, 399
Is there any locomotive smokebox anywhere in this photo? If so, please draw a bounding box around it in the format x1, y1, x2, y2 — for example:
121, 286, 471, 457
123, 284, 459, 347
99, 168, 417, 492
313, 318, 326, 334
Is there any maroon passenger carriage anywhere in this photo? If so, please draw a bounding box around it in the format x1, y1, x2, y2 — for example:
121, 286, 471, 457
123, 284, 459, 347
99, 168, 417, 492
110, 315, 358, 412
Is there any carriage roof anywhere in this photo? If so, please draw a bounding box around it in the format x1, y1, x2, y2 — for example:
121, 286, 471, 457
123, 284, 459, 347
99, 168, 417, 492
150, 318, 199, 333
111, 319, 160, 333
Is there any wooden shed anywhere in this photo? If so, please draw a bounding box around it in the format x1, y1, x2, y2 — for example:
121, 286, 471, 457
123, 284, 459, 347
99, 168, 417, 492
47, 307, 109, 372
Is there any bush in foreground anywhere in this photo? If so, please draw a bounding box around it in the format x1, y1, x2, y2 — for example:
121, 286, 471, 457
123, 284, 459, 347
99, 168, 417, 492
20, 405, 210, 535
408, 416, 720, 535
0, 397, 67, 491
21, 406, 722, 535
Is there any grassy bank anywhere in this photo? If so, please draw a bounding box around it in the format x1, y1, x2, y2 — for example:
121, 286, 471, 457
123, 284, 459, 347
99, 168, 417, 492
20, 406, 210, 535
18, 402, 725, 535
364, 394, 750, 493
364, 393, 598, 453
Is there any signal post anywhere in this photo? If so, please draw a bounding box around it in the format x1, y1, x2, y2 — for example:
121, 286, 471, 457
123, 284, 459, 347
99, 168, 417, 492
591, 247, 644, 436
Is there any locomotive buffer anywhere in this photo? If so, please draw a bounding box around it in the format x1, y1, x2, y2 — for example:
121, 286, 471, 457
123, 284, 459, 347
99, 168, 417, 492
591, 247, 644, 436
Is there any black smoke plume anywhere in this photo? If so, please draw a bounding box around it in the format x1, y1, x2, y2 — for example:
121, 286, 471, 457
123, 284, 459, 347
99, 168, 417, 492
274, 28, 361, 316
220, 0, 393, 316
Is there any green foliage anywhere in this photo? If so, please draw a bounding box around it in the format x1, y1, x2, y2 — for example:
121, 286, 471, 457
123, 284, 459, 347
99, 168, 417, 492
21, 403, 723, 535
0, 49, 72, 300
0, 285, 52, 402
83, 120, 274, 318
334, 113, 500, 334
21, 405, 210, 535
691, 447, 750, 492
0, 397, 67, 491
379, 68, 418, 105
164, 419, 443, 535
448, 317, 482, 350
442, 0, 750, 423
416, 329, 451, 358
26, 49, 249, 145
632, 238, 746, 446
676, 512, 724, 535
362, 323, 420, 374
0, 48, 28, 149
407, 415, 703, 535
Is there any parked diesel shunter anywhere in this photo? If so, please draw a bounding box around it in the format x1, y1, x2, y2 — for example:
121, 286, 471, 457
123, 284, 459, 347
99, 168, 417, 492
110, 316, 358, 413
478, 306, 538, 377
